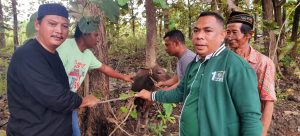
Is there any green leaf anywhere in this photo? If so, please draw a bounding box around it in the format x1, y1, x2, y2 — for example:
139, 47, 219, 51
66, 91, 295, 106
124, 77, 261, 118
120, 3, 129, 10
78, 16, 100, 33
118, 0, 129, 6
153, 0, 168, 9
92, 91, 103, 99
137, 0, 143, 5
26, 12, 38, 38
168, 19, 176, 30
163, 103, 173, 116
120, 106, 129, 113
262, 20, 279, 30
167, 116, 176, 123
91, 0, 120, 23
68, 1, 92, 20
119, 93, 130, 100
130, 109, 137, 119
119, 91, 135, 100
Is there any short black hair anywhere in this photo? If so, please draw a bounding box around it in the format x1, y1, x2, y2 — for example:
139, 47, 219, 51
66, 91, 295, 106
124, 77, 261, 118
74, 25, 83, 40
240, 24, 252, 35
163, 29, 185, 43
197, 11, 224, 27
37, 16, 45, 24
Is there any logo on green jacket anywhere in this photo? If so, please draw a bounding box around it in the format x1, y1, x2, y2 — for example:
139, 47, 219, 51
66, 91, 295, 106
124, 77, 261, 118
211, 71, 225, 82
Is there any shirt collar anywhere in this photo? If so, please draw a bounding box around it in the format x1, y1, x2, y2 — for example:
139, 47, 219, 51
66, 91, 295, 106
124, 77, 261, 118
195, 43, 226, 62
247, 46, 258, 64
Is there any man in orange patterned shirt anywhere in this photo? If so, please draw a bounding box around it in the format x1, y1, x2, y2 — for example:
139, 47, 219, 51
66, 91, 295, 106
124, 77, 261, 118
226, 11, 277, 136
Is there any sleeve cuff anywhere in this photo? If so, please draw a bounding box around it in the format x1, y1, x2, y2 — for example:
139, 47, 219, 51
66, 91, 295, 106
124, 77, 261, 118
75, 95, 83, 109
152, 91, 156, 101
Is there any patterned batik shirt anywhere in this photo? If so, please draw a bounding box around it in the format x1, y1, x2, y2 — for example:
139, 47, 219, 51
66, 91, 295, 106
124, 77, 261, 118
245, 46, 277, 102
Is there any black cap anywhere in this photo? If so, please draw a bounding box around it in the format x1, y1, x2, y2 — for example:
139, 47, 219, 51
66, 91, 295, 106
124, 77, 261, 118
37, 3, 68, 20
227, 11, 254, 29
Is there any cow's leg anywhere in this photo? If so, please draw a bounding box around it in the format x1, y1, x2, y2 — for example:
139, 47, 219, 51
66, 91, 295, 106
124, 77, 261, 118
143, 106, 150, 134
136, 111, 142, 133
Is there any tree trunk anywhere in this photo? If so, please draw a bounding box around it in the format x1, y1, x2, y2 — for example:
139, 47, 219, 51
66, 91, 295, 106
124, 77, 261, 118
158, 9, 163, 38
187, 0, 192, 38
273, 0, 285, 49
262, 0, 277, 62
163, 1, 169, 33
273, 0, 283, 26
291, 1, 300, 58
130, 0, 135, 36
253, 0, 260, 42
11, 0, 18, 51
254, 13, 258, 42
145, 0, 157, 68
130, 0, 138, 52
0, 0, 5, 49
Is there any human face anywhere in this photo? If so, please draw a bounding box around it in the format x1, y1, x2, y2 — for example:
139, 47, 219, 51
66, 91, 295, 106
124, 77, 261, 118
164, 37, 177, 56
226, 23, 250, 49
82, 32, 99, 49
35, 15, 69, 52
192, 16, 226, 57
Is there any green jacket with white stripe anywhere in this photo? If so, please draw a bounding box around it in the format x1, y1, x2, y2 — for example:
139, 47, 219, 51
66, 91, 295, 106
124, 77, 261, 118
152, 45, 262, 136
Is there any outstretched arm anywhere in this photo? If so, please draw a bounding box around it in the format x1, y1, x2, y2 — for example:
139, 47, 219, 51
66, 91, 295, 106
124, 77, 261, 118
98, 64, 134, 83
155, 75, 178, 88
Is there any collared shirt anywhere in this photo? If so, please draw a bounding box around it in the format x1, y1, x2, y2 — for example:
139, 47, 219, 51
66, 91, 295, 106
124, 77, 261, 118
244, 46, 277, 101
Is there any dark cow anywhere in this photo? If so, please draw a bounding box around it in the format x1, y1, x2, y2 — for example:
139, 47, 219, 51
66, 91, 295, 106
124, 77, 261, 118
131, 65, 170, 133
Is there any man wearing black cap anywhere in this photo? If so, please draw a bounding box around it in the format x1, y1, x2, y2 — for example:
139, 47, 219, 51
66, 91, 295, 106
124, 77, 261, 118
226, 11, 276, 136
7, 3, 99, 136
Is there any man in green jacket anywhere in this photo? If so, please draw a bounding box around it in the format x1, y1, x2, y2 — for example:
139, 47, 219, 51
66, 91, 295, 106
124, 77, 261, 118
135, 11, 262, 136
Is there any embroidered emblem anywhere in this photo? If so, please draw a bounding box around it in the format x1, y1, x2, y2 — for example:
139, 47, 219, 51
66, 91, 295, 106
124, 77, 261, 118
211, 71, 225, 82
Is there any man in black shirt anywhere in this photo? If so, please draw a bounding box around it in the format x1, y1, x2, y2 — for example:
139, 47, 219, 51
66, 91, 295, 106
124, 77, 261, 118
7, 3, 99, 136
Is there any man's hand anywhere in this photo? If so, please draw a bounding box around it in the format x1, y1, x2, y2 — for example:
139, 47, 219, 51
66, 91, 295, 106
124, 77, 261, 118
122, 73, 134, 83
135, 89, 152, 101
79, 95, 100, 108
